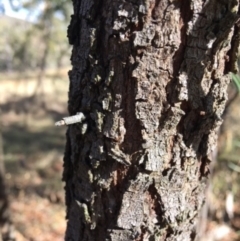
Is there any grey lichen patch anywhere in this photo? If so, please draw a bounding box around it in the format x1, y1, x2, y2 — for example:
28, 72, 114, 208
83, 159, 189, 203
117, 191, 145, 229
89, 139, 106, 161
160, 106, 185, 137
89, 28, 97, 50
105, 70, 114, 86
90, 110, 105, 133
91, 65, 103, 84
75, 200, 92, 224
117, 173, 151, 229
207, 75, 230, 118
155, 169, 193, 226
113, 2, 138, 34
142, 106, 185, 171
103, 112, 126, 143
178, 72, 188, 101
135, 102, 162, 133
107, 229, 135, 241
134, 24, 156, 47
101, 93, 112, 111
97, 83, 113, 112
144, 141, 166, 171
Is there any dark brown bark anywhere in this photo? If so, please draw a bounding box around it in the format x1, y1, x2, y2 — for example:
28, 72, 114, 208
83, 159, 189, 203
63, 0, 240, 240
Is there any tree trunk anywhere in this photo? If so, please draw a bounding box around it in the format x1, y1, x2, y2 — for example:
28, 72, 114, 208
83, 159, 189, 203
63, 0, 240, 240
0, 111, 15, 241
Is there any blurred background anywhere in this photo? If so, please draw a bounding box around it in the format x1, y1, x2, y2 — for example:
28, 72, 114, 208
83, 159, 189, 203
0, 1, 240, 241
0, 0, 71, 240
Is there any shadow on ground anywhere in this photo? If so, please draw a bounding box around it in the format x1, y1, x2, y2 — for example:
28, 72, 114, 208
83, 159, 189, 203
0, 76, 68, 241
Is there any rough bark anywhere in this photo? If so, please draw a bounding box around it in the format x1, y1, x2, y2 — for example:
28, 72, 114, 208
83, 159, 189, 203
63, 0, 240, 240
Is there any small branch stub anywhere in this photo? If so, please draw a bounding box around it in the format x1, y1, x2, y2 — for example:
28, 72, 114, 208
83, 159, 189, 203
55, 112, 86, 126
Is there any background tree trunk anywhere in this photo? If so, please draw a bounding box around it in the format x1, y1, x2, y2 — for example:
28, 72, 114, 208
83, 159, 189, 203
0, 110, 14, 241
63, 0, 240, 240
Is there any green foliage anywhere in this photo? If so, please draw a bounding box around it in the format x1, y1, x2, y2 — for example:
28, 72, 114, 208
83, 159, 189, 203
0, 16, 39, 71
0, 0, 72, 72
231, 72, 240, 93
22, 0, 71, 22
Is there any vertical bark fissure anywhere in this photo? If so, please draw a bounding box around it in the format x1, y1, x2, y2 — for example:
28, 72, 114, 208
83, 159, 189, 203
64, 0, 240, 240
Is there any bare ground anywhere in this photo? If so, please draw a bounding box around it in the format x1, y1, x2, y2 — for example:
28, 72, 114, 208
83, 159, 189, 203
0, 70, 69, 241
